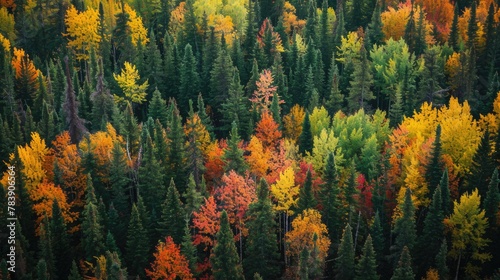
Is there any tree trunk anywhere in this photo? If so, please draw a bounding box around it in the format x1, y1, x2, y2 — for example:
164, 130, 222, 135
455, 252, 461, 280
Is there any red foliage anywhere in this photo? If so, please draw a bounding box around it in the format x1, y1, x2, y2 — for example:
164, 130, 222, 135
146, 236, 194, 280
294, 161, 324, 195
192, 196, 220, 249
255, 111, 282, 150
354, 174, 374, 219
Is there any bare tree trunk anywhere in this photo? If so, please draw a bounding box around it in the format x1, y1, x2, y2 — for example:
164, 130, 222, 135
354, 211, 361, 252
455, 252, 461, 280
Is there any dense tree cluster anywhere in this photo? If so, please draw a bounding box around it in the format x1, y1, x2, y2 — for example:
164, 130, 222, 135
1, 0, 500, 279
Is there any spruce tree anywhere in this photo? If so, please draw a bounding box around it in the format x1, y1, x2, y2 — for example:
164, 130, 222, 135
466, 1, 478, 50
106, 231, 120, 256
325, 54, 344, 115
181, 221, 198, 276
298, 111, 313, 155
197, 93, 215, 139
321, 153, 342, 242
440, 169, 452, 217
298, 169, 317, 213
367, 3, 384, 48
298, 247, 310, 280
158, 179, 185, 244
223, 121, 247, 174
138, 134, 164, 214
126, 204, 149, 278
144, 31, 165, 95
244, 179, 280, 279
49, 199, 71, 279
391, 246, 414, 280
36, 259, 49, 280
82, 176, 105, 262
109, 141, 130, 219
355, 235, 379, 280
370, 211, 385, 265
122, 103, 140, 157
211, 211, 245, 280
63, 57, 87, 144
166, 103, 186, 191
467, 129, 495, 198
221, 68, 249, 135
178, 44, 200, 114
39, 217, 56, 278
484, 169, 500, 227
390, 188, 416, 266
148, 88, 168, 127
435, 239, 449, 280
449, 4, 459, 51
335, 223, 355, 280
38, 101, 56, 143
210, 45, 234, 124
68, 260, 81, 280
183, 173, 203, 217
347, 47, 374, 113
425, 124, 444, 200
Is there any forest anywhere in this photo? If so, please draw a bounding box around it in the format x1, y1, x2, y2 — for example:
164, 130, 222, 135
0, 0, 500, 279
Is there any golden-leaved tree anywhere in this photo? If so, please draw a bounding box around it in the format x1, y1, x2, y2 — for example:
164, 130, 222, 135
113, 61, 149, 106
65, 5, 101, 61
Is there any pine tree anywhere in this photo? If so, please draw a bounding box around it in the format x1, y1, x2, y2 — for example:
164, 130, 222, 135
109, 141, 130, 219
355, 235, 379, 280
321, 153, 342, 242
197, 93, 215, 139
138, 134, 165, 214
391, 246, 414, 280
467, 129, 495, 198
435, 239, 449, 280
126, 204, 149, 278
23, 106, 35, 142
246, 59, 260, 98
335, 223, 355, 280
298, 247, 310, 280
166, 103, 186, 192
221, 68, 249, 135
183, 173, 203, 218
466, 1, 478, 50
391, 188, 416, 266
449, 3, 459, 51
367, 3, 384, 48
370, 211, 385, 265
211, 210, 245, 280
210, 45, 234, 124
425, 124, 444, 200
90, 69, 114, 131
325, 54, 344, 115
244, 178, 280, 279
106, 231, 120, 255
298, 111, 313, 155
145, 31, 165, 95
82, 176, 105, 262
416, 186, 444, 275
158, 179, 185, 244
39, 217, 56, 278
68, 260, 81, 280
223, 121, 248, 174
347, 47, 374, 113
148, 88, 169, 127
36, 259, 49, 280
181, 221, 198, 275
49, 199, 71, 279
179, 44, 200, 114
122, 103, 140, 157
298, 169, 317, 213
484, 169, 500, 227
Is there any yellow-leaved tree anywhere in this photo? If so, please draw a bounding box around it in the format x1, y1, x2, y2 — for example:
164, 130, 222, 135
65, 5, 101, 61
123, 3, 149, 46
113, 61, 149, 106
307, 128, 344, 177
270, 166, 300, 216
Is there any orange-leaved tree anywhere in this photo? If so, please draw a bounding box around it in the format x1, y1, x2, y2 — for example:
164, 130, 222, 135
146, 236, 194, 280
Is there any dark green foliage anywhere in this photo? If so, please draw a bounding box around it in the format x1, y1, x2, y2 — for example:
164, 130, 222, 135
367, 3, 384, 48
449, 4, 460, 51
466, 129, 495, 198
355, 235, 379, 280
181, 221, 198, 275
49, 199, 71, 279
440, 169, 452, 217
183, 173, 203, 217
221, 68, 249, 136
419, 47, 445, 105
109, 141, 130, 220
484, 169, 500, 227
126, 204, 149, 278
326, 54, 344, 115
68, 260, 81, 280
347, 47, 374, 113
335, 223, 355, 280
425, 124, 444, 200
122, 103, 140, 157
435, 239, 449, 280
197, 93, 215, 139
138, 134, 164, 214
391, 188, 416, 267
158, 179, 185, 244
298, 169, 317, 213
39, 217, 56, 279
391, 246, 414, 280
298, 112, 313, 155
467, 1, 478, 50
370, 211, 385, 265
106, 231, 120, 256
23, 106, 35, 142
82, 177, 105, 262
179, 44, 200, 114
210, 45, 234, 126
223, 121, 248, 174
166, 103, 186, 191
298, 247, 310, 280
148, 88, 168, 127
63, 57, 87, 145
211, 211, 245, 280
244, 179, 280, 279
321, 153, 342, 242
36, 258, 49, 280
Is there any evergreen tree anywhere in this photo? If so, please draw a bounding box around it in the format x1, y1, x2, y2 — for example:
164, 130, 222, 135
403, 7, 417, 54
106, 231, 120, 256
122, 103, 140, 157
467, 129, 495, 198
183, 173, 203, 217
181, 221, 198, 275
467, 1, 478, 50
36, 259, 49, 280
223, 121, 248, 174
178, 44, 200, 114
435, 239, 449, 280
202, 28, 220, 94
63, 57, 87, 144
321, 153, 343, 242
110, 141, 130, 219
449, 3, 460, 51
211, 211, 245, 280
38, 101, 56, 143
298, 111, 313, 155
484, 169, 500, 227
367, 3, 384, 48
184, 102, 207, 186
23, 106, 35, 142
68, 260, 81, 280
49, 199, 71, 279
391, 246, 414, 280
270, 91, 282, 129
158, 179, 185, 244
246, 59, 260, 98
82, 176, 105, 262
197, 93, 215, 139
298, 247, 310, 280
335, 223, 355, 280
418, 47, 445, 105
370, 211, 385, 265
355, 235, 379, 280
440, 169, 452, 217
297, 169, 317, 213
390, 188, 416, 266
144, 31, 165, 95
347, 47, 374, 113
126, 204, 149, 278
39, 217, 56, 278
425, 124, 444, 199
325, 54, 344, 115
166, 103, 186, 191
244, 179, 280, 279
210, 45, 234, 125
221, 68, 249, 135
90, 70, 115, 131
148, 88, 169, 127
138, 134, 164, 214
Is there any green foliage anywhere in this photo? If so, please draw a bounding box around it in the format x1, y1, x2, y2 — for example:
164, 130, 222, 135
335, 223, 355, 280
158, 179, 185, 244
321, 153, 343, 242
297, 169, 317, 213
126, 204, 149, 277
436, 239, 449, 280
355, 235, 379, 280
82, 177, 105, 262
484, 169, 500, 227
223, 121, 247, 174
391, 188, 416, 266
298, 112, 313, 155
391, 246, 414, 280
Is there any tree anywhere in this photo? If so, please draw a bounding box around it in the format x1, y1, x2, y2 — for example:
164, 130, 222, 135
255, 111, 282, 149
298, 111, 313, 155
391, 188, 416, 266
126, 204, 149, 277
321, 153, 342, 242
484, 169, 500, 227
221, 69, 249, 135
68, 260, 81, 280
148, 89, 169, 126
192, 196, 220, 248
391, 246, 414, 280
178, 44, 200, 113
166, 103, 186, 191
223, 121, 247, 174
250, 69, 279, 113
335, 223, 355, 280
425, 124, 444, 198
270, 167, 300, 216
64, 5, 101, 61
138, 134, 164, 214
63, 57, 87, 144
113, 61, 149, 106
448, 189, 491, 280
347, 47, 374, 113
211, 210, 245, 280
158, 179, 185, 244
81, 177, 104, 262
466, 129, 495, 198
435, 239, 449, 280
146, 236, 194, 280
244, 178, 280, 279
355, 235, 379, 280
297, 169, 317, 213
370, 211, 385, 266
49, 199, 71, 279
109, 141, 130, 221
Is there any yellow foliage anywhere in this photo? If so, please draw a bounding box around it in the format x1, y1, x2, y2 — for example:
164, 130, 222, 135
11, 47, 39, 82
184, 113, 211, 154
0, 7, 15, 42
0, 32, 10, 52
124, 4, 149, 46
285, 209, 331, 261
113, 61, 149, 105
381, 2, 435, 44
336, 31, 363, 65
65, 5, 101, 61
169, 2, 186, 42
423, 268, 440, 280
270, 166, 299, 215
282, 1, 306, 34
245, 136, 270, 179
283, 104, 305, 142
17, 132, 49, 191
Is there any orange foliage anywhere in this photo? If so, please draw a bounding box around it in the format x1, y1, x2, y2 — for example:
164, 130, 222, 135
0, 0, 15, 9
146, 237, 194, 280
11, 47, 39, 88
294, 161, 324, 195
416, 0, 454, 40
257, 18, 284, 54
204, 140, 227, 190
249, 69, 279, 113
255, 111, 282, 149
192, 196, 220, 248
457, 0, 500, 50
266, 139, 294, 185
245, 136, 271, 179
282, 1, 306, 34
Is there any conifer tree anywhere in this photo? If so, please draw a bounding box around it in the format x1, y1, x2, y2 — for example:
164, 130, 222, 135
202, 28, 220, 94
90, 69, 114, 131
23, 106, 35, 142
110, 141, 130, 219
126, 204, 149, 278
298, 247, 310, 280
367, 3, 384, 48
181, 221, 198, 275
435, 239, 449, 280
166, 103, 186, 191
145, 31, 165, 95
370, 211, 385, 265
221, 68, 249, 135
197, 93, 215, 139
122, 103, 140, 157
210, 45, 234, 123
449, 4, 459, 51
391, 246, 414, 280
425, 124, 444, 200
247, 59, 260, 98
321, 153, 342, 242
211, 211, 245, 280
484, 169, 500, 227
38, 101, 55, 143
391, 188, 416, 266
335, 223, 355, 280
138, 134, 164, 214
148, 88, 168, 127
244, 179, 280, 279
183, 173, 203, 217
298, 111, 313, 155
68, 260, 81, 280
298, 169, 317, 213
223, 121, 247, 174
82, 176, 105, 262
106, 231, 120, 256
49, 199, 71, 279
158, 179, 185, 244
355, 235, 379, 280
347, 47, 374, 113
63, 57, 87, 144
326, 54, 344, 115
467, 129, 495, 198
39, 217, 56, 278
36, 259, 49, 280
179, 44, 200, 114
467, 1, 478, 50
